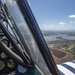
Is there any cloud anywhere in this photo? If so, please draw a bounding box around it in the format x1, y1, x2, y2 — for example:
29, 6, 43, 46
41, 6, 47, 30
39, 22, 75, 31
39, 23, 67, 31
28, 2, 31, 6
69, 15, 75, 18
39, 24, 56, 30
1, 0, 6, 4
59, 22, 66, 26
27, 0, 31, 6
6, 0, 14, 4
6, 0, 16, 6
70, 21, 75, 24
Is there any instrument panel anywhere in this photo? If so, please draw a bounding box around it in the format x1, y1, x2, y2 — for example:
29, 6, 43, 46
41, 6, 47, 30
0, 50, 17, 74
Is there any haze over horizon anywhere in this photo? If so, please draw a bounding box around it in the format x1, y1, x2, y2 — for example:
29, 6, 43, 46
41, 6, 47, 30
27, 0, 75, 31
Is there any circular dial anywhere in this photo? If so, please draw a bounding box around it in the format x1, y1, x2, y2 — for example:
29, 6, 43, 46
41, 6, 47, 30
7, 60, 15, 68
0, 61, 5, 70
1, 52, 7, 59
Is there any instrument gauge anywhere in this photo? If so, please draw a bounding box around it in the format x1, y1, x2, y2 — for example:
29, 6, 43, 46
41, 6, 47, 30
7, 60, 15, 68
0, 61, 5, 70
1, 52, 7, 59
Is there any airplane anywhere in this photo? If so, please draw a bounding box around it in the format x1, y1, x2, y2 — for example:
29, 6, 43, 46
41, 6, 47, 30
0, 0, 75, 75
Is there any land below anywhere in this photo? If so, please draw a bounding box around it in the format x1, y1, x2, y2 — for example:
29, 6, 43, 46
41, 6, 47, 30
43, 31, 75, 64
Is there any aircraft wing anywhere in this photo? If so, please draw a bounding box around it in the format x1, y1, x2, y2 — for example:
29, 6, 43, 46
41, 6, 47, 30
57, 60, 75, 75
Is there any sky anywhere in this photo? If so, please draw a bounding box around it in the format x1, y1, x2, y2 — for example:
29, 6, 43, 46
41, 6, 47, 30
27, 0, 75, 31
1, 0, 75, 31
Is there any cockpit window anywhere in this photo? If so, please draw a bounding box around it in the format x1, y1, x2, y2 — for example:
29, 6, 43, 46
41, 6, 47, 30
5, 0, 50, 75
27, 0, 75, 65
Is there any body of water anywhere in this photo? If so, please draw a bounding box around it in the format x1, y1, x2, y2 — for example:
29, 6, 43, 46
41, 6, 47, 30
44, 34, 75, 42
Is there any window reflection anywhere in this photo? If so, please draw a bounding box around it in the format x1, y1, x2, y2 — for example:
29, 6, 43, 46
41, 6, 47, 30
5, 0, 50, 75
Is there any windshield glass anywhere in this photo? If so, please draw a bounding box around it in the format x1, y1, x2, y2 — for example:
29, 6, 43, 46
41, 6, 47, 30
5, 0, 50, 75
